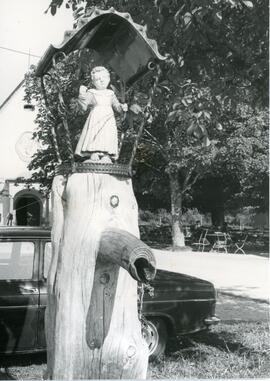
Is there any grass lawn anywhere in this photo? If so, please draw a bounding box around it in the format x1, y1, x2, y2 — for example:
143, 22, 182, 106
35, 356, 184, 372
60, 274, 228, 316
1, 321, 269, 379
149, 321, 270, 379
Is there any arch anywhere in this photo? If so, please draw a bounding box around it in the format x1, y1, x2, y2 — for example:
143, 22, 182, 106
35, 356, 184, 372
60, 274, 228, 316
14, 190, 43, 226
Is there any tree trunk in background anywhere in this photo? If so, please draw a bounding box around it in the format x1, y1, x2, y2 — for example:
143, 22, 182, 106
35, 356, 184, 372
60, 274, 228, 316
169, 171, 185, 248
46, 172, 156, 379
211, 206, 225, 228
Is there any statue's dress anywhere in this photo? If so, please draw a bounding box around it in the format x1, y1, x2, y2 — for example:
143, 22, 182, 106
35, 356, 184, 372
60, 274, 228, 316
75, 86, 122, 159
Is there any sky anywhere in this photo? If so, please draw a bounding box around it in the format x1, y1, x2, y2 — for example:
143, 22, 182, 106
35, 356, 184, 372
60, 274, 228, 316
0, 0, 74, 105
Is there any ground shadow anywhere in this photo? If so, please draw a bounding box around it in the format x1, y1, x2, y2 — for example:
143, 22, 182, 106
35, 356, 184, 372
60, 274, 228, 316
0, 353, 46, 368
190, 329, 251, 354
165, 327, 258, 360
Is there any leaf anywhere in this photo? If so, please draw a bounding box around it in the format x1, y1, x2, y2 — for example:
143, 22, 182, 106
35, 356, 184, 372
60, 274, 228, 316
187, 122, 196, 136
181, 99, 188, 107
50, 5, 57, 15
215, 12, 222, 21
242, 0, 253, 8
216, 123, 223, 131
228, 0, 237, 7
199, 125, 208, 136
167, 111, 178, 122
183, 12, 192, 26
202, 135, 211, 147
160, 85, 171, 92
146, 114, 153, 123
203, 111, 211, 120
129, 103, 143, 115
180, 80, 192, 88
191, 7, 202, 15
178, 56, 184, 67
174, 9, 181, 24
173, 102, 180, 110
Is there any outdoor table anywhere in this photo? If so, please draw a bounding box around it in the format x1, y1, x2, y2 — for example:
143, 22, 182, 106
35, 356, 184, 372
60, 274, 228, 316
206, 232, 232, 253
205, 232, 223, 244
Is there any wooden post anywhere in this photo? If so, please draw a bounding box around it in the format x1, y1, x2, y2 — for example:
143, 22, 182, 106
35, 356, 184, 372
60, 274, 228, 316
46, 172, 156, 379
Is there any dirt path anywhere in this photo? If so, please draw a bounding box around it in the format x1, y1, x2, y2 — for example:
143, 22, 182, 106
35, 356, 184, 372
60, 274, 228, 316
153, 249, 269, 302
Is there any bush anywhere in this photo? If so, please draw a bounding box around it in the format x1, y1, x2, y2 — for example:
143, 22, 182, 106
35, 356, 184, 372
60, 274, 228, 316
139, 224, 172, 244
139, 210, 156, 224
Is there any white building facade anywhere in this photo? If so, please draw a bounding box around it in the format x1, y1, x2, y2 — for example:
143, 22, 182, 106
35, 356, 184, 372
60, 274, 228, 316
0, 81, 50, 227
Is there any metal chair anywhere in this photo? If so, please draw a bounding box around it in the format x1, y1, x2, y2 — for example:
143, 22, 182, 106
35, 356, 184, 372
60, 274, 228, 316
234, 235, 248, 254
192, 229, 210, 252
211, 232, 228, 253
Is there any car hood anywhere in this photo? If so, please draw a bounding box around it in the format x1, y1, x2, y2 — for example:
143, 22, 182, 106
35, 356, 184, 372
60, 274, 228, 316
144, 269, 216, 301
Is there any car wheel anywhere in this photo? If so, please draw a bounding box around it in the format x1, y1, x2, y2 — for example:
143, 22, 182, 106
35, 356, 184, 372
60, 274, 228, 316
142, 318, 168, 360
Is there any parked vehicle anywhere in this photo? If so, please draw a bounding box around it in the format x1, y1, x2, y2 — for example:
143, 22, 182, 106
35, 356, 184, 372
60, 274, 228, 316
0, 227, 219, 360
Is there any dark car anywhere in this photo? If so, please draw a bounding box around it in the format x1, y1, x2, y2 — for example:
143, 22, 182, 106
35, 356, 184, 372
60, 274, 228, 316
0, 227, 219, 360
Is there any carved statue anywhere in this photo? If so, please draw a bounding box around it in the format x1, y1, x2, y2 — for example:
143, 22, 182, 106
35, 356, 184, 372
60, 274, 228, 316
35, 8, 165, 378
75, 66, 128, 163
45, 66, 156, 380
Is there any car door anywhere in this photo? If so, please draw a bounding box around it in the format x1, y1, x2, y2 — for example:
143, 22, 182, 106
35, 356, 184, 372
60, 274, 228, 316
0, 239, 39, 353
37, 240, 51, 349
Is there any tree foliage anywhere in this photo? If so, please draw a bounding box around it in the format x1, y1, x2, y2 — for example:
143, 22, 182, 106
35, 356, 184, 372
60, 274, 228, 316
25, 0, 268, 238
221, 107, 269, 212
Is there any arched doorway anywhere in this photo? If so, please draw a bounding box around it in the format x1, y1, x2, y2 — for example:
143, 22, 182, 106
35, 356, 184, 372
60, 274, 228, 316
14, 195, 41, 226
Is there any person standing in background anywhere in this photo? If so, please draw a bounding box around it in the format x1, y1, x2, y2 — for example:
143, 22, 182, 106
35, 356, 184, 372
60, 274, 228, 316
6, 212, 13, 226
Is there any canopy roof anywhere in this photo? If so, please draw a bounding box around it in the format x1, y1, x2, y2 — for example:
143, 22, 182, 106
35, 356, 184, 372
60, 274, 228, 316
35, 7, 165, 86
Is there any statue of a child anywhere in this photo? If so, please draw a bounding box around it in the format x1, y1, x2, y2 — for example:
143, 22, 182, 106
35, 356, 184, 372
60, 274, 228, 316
75, 66, 128, 162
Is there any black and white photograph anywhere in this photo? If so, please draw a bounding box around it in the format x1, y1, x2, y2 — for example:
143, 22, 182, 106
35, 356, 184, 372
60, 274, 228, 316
0, 0, 269, 379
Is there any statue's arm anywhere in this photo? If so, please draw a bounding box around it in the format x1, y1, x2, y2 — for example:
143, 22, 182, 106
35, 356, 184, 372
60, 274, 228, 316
78, 86, 94, 111
112, 92, 127, 113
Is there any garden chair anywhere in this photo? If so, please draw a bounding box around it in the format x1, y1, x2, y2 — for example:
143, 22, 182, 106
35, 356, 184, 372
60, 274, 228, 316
211, 232, 228, 253
234, 235, 248, 254
192, 229, 210, 252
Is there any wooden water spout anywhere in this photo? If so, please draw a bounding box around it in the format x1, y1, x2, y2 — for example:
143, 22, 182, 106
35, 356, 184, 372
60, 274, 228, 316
46, 171, 156, 379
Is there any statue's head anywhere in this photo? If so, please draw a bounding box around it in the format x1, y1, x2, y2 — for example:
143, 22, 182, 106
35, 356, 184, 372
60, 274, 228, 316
91, 66, 110, 90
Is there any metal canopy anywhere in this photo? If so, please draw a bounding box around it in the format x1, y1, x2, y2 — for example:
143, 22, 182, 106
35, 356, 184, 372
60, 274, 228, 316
35, 7, 165, 86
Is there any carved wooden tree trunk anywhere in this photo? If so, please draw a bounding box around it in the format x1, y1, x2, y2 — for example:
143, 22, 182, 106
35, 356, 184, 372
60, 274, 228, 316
46, 172, 156, 379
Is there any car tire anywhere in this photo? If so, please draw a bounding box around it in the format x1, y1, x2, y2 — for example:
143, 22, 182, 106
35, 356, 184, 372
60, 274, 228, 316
142, 318, 168, 361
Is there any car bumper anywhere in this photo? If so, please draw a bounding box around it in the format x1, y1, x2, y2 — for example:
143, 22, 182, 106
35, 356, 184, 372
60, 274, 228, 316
204, 316, 220, 325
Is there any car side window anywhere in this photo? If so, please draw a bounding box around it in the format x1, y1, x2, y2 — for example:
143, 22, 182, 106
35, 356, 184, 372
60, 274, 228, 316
0, 241, 35, 280
44, 242, 52, 279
